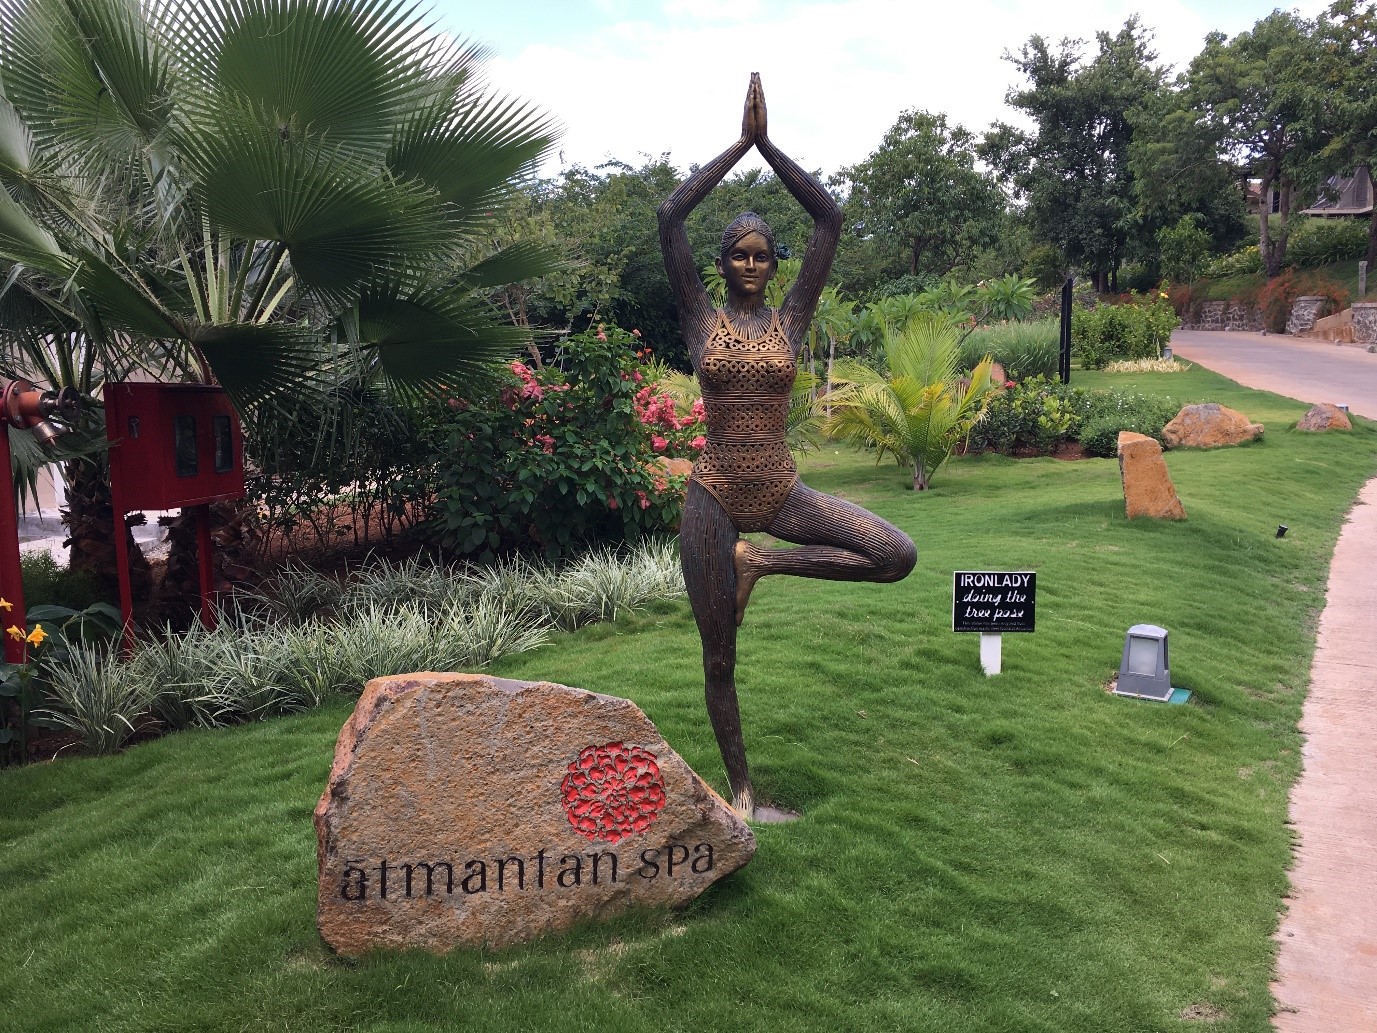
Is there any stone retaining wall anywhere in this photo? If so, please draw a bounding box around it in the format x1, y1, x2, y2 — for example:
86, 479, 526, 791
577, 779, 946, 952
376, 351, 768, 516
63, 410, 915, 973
1354, 302, 1377, 345
1286, 296, 1327, 335
1182, 300, 1265, 332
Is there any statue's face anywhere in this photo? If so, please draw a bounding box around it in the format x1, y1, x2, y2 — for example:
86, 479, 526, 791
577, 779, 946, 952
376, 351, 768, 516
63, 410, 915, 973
716, 231, 776, 299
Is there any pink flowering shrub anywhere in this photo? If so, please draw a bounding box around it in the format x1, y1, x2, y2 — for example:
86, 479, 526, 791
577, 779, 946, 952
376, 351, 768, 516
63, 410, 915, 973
428, 326, 687, 560
632, 382, 706, 460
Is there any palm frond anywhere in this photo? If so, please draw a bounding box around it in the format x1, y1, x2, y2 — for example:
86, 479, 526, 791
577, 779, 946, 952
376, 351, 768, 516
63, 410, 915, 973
165, 0, 441, 159
356, 285, 526, 398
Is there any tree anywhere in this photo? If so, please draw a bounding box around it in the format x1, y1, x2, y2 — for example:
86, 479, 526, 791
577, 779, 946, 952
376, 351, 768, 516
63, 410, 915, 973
0, 0, 559, 595
824, 313, 996, 491
498, 160, 829, 368
1127, 81, 1251, 268
837, 111, 1002, 287
1183, 11, 1327, 276
1312, 0, 1377, 269
982, 18, 1166, 291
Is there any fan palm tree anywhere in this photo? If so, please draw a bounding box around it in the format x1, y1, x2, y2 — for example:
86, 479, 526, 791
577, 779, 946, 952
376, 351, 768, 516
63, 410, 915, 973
0, 0, 561, 592
824, 312, 997, 491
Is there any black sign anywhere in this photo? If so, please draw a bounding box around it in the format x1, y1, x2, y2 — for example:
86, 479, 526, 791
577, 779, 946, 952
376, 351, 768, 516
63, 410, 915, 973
952, 571, 1036, 633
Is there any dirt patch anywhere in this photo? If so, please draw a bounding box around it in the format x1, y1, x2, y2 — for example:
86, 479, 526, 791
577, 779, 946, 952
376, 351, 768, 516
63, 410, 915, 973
1179, 1003, 1228, 1022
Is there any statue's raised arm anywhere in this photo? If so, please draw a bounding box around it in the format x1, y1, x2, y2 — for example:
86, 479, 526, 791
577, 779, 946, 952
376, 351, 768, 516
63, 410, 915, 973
747, 78, 842, 348
656, 79, 756, 366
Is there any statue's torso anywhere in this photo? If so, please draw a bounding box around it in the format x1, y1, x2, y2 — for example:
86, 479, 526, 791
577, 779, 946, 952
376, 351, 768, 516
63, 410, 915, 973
690, 309, 798, 532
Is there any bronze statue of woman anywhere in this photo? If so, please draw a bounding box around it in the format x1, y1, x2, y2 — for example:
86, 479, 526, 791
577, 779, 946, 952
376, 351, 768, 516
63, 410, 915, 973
658, 74, 916, 822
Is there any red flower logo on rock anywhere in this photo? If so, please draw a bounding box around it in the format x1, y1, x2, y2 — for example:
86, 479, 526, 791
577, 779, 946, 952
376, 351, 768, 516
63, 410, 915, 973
561, 742, 667, 843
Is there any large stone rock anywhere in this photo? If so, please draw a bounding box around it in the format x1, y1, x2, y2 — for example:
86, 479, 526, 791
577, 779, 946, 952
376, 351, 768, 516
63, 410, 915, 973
1296, 403, 1353, 432
1117, 432, 1186, 520
315, 673, 755, 955
1162, 403, 1264, 449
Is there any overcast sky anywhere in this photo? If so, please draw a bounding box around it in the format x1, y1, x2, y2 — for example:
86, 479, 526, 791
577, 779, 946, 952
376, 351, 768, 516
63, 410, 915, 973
427, 0, 1329, 179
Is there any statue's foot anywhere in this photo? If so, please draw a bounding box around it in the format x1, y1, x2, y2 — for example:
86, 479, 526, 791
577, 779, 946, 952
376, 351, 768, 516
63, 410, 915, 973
731, 787, 755, 822
733, 539, 763, 627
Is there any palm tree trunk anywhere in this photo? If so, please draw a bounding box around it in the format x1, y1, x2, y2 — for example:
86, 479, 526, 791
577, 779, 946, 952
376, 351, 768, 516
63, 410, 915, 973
61, 457, 153, 602
913, 462, 929, 491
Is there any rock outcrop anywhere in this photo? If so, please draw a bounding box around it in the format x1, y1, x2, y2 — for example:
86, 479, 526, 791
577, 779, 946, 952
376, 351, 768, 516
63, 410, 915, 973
1162, 403, 1263, 449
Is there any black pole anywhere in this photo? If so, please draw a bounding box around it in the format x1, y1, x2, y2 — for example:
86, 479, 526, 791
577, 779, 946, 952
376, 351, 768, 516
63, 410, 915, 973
1058, 276, 1074, 384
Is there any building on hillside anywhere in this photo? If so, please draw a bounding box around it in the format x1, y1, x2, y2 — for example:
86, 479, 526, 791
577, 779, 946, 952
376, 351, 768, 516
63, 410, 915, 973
1300, 165, 1373, 219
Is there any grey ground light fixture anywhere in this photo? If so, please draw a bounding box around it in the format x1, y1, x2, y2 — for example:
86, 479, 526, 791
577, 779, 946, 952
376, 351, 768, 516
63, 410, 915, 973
1113, 624, 1189, 704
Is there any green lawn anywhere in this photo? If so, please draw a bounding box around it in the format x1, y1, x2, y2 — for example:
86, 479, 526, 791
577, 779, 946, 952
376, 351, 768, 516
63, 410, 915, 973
3, 367, 1375, 1033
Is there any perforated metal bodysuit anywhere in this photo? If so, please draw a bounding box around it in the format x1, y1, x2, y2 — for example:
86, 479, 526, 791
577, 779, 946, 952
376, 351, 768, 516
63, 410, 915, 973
690, 309, 798, 532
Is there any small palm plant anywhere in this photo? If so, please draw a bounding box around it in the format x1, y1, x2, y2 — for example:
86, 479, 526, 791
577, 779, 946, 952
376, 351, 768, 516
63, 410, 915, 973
823, 312, 997, 491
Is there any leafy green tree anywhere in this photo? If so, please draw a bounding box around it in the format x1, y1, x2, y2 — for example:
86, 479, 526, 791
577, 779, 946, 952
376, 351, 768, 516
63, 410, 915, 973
1157, 215, 1213, 283
1182, 10, 1327, 276
982, 18, 1166, 291
492, 160, 829, 370
824, 313, 996, 491
837, 110, 1002, 286
1127, 81, 1251, 267
1312, 0, 1377, 269
0, 0, 559, 590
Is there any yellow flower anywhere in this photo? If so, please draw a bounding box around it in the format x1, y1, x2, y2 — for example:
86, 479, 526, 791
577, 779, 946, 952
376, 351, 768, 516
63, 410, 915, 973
0, 598, 11, 612
6, 625, 24, 641
26, 625, 47, 647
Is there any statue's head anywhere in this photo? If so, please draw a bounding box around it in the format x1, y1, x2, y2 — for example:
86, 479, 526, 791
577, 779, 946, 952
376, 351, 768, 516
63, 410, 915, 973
716, 212, 777, 300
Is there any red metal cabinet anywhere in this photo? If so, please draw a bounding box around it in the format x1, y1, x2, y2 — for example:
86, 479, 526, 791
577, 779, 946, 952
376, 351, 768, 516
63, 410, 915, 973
104, 384, 246, 509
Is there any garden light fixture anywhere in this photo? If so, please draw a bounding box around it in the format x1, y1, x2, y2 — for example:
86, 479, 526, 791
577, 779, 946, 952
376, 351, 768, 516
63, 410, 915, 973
1113, 624, 1188, 703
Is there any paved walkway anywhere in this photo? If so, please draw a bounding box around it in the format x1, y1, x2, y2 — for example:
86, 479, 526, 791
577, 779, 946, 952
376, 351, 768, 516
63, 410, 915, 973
1170, 329, 1377, 1031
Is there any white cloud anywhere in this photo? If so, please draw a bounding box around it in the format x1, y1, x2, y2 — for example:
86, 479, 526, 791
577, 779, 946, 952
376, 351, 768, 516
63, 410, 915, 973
480, 0, 1334, 180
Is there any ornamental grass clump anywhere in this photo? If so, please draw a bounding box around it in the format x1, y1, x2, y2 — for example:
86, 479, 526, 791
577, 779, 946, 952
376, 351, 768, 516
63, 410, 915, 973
35, 647, 159, 754
37, 539, 686, 738
958, 318, 1059, 380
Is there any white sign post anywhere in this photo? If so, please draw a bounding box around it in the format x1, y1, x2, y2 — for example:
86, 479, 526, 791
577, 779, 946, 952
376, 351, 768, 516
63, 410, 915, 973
979, 633, 1002, 676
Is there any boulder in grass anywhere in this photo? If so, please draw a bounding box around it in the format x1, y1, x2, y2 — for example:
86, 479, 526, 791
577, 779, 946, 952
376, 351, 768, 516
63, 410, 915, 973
315, 673, 755, 955
1162, 403, 1263, 449
1296, 403, 1352, 432
1117, 432, 1186, 520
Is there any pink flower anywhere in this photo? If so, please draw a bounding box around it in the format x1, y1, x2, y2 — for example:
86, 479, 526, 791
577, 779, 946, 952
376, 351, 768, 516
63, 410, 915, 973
607, 496, 619, 510
632, 371, 643, 383
690, 398, 706, 420
597, 332, 607, 342
651, 435, 668, 453
690, 435, 706, 451
535, 434, 555, 454
1005, 380, 1017, 389
631, 328, 642, 338
635, 490, 650, 509
447, 397, 460, 409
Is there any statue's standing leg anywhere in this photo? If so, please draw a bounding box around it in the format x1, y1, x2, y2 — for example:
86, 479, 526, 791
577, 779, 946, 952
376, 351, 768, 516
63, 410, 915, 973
680, 480, 755, 819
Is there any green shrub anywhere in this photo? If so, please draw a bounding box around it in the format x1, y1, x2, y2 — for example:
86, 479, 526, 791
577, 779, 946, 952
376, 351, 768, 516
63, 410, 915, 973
1077, 391, 1181, 457
1284, 217, 1367, 268
968, 376, 1088, 455
959, 319, 1059, 380
1072, 296, 1179, 369
1157, 216, 1212, 284
1202, 245, 1263, 278
20, 551, 106, 610
427, 327, 685, 562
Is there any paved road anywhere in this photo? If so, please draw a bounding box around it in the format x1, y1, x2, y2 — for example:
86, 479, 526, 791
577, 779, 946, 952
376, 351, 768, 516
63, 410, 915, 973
1169, 329, 1377, 1032
1171, 329, 1377, 419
